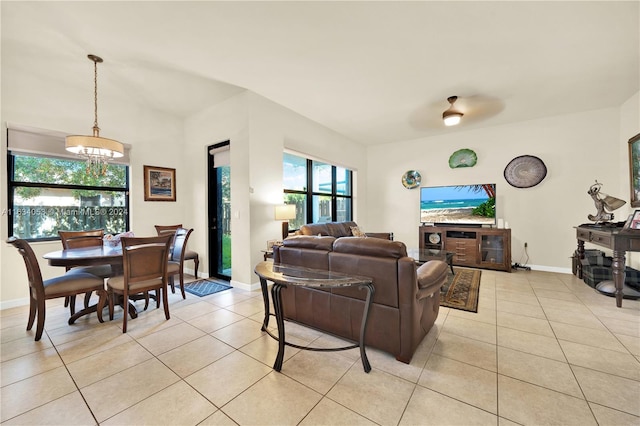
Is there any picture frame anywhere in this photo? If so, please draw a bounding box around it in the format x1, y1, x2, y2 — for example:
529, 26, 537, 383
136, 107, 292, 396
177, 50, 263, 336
266, 239, 278, 251
624, 210, 640, 230
143, 165, 176, 202
628, 133, 640, 207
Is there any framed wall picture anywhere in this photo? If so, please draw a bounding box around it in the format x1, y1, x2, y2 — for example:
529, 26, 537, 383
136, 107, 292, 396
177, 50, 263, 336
628, 133, 640, 207
624, 210, 640, 230
143, 165, 176, 202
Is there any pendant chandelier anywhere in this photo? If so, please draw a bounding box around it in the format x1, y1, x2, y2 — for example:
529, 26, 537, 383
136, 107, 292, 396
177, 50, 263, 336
65, 54, 124, 177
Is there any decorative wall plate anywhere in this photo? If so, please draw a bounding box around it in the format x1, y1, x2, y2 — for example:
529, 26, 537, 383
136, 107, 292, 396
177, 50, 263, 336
449, 149, 477, 168
402, 170, 421, 189
504, 155, 547, 188
428, 233, 441, 244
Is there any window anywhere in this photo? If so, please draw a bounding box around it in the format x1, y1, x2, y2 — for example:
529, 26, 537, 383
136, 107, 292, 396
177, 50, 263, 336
7, 127, 130, 241
283, 152, 352, 230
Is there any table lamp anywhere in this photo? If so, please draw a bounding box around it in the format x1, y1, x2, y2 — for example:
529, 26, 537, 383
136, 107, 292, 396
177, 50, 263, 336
275, 204, 296, 240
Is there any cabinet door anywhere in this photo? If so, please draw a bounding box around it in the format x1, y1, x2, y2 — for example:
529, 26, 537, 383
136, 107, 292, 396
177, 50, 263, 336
480, 234, 506, 268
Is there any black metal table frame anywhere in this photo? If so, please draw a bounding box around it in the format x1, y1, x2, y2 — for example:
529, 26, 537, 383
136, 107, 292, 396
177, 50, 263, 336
255, 262, 375, 373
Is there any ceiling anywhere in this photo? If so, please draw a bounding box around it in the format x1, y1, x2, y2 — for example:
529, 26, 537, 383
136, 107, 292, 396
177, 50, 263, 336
2, 1, 638, 146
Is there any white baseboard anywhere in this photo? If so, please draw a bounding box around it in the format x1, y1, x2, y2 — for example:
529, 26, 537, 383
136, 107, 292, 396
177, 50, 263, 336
1, 297, 29, 310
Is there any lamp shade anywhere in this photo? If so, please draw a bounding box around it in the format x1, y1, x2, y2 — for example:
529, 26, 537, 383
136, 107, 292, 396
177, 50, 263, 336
275, 204, 296, 221
65, 135, 124, 158
442, 96, 463, 126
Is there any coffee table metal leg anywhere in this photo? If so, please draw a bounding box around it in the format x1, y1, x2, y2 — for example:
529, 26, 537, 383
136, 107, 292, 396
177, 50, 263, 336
359, 283, 375, 373
271, 283, 286, 372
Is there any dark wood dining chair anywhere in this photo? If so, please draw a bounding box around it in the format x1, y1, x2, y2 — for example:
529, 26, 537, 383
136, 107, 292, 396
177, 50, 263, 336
101, 235, 172, 333
155, 224, 199, 278
166, 227, 194, 299
7, 237, 107, 341
58, 229, 112, 315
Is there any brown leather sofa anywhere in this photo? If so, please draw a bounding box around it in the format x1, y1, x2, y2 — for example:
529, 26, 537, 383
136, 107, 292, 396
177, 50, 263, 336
273, 234, 447, 363
296, 221, 393, 241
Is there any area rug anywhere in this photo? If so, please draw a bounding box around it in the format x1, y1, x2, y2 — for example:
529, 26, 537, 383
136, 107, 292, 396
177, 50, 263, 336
440, 268, 481, 312
183, 279, 232, 297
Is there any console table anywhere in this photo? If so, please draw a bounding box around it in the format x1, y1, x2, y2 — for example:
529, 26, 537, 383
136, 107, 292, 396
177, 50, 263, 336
254, 261, 374, 373
575, 225, 640, 308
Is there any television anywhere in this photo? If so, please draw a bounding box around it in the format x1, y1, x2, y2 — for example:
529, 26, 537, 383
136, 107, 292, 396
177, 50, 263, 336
420, 184, 496, 226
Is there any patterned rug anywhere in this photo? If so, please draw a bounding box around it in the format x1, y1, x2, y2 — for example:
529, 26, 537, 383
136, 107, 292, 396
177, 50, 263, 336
440, 268, 481, 312
183, 279, 232, 297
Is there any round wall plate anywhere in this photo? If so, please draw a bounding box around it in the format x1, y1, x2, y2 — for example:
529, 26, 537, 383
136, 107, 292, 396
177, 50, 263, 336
428, 233, 441, 244
449, 149, 477, 168
504, 155, 547, 188
402, 170, 421, 189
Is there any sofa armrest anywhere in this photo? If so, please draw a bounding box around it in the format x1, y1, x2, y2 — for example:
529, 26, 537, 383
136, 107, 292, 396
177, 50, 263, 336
415, 260, 448, 300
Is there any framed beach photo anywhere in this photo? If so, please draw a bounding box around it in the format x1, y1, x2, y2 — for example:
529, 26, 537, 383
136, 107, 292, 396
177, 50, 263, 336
143, 165, 176, 202
628, 133, 640, 207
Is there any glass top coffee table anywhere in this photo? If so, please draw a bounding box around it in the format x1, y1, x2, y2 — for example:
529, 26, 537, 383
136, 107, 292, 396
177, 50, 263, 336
407, 248, 455, 275
254, 261, 374, 373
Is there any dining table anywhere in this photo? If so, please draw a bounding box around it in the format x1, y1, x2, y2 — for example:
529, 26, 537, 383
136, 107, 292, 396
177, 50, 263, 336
43, 244, 141, 323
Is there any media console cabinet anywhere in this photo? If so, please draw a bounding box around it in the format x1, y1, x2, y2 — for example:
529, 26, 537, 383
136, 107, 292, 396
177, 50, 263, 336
419, 225, 512, 272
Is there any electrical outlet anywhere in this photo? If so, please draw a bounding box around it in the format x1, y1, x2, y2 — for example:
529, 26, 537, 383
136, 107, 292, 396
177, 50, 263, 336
524, 242, 528, 248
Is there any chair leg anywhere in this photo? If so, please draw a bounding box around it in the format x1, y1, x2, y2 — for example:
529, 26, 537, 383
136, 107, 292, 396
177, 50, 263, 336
143, 292, 150, 311
68, 295, 76, 316
179, 271, 186, 299
162, 285, 170, 320
34, 297, 46, 341
193, 256, 199, 279
64, 296, 70, 307
96, 290, 107, 323
169, 276, 175, 293
156, 289, 160, 308
122, 295, 128, 333
83, 291, 92, 308
27, 294, 37, 331
108, 289, 115, 320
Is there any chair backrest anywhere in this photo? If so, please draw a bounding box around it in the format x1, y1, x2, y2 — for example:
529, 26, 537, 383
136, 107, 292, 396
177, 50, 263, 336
154, 224, 182, 237
171, 228, 193, 262
7, 237, 44, 294
59, 229, 104, 249
120, 235, 172, 286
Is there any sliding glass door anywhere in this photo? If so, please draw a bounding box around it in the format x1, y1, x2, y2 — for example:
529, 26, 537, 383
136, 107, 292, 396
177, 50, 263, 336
208, 142, 231, 280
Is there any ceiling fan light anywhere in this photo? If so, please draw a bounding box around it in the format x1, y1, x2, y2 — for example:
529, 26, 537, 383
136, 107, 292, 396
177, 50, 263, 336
442, 95, 463, 126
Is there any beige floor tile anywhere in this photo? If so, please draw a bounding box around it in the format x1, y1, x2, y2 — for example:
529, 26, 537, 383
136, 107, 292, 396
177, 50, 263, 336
496, 299, 546, 319
67, 340, 153, 388
572, 365, 640, 416
530, 280, 572, 293
1, 323, 38, 344
616, 333, 640, 356
224, 296, 265, 317
534, 288, 582, 302
448, 305, 497, 325
81, 358, 180, 422
327, 365, 416, 425
550, 321, 629, 352
0, 346, 63, 386
498, 375, 597, 425
442, 315, 497, 344
542, 306, 608, 330
496, 289, 540, 306
188, 308, 245, 333
589, 402, 640, 426
211, 317, 267, 348
497, 326, 565, 361
599, 316, 640, 338
560, 340, 640, 381
433, 331, 497, 372
420, 354, 497, 414
185, 350, 271, 407
299, 397, 377, 425
400, 385, 498, 425
204, 290, 254, 308
538, 296, 593, 313
496, 310, 554, 337
158, 335, 234, 377
282, 348, 356, 394
223, 372, 322, 425
171, 300, 220, 321
0, 366, 77, 422
136, 322, 206, 355
497, 346, 582, 398
102, 381, 216, 425
199, 410, 237, 425
2, 391, 96, 425
0, 334, 53, 362
498, 417, 521, 426
55, 325, 134, 364
116, 308, 186, 339
239, 333, 303, 367
365, 345, 424, 384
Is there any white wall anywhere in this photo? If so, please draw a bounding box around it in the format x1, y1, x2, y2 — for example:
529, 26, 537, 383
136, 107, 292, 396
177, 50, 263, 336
366, 107, 625, 273
183, 91, 368, 289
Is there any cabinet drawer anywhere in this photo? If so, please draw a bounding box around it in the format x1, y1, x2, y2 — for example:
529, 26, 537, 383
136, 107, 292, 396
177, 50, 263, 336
590, 233, 611, 246
577, 229, 590, 240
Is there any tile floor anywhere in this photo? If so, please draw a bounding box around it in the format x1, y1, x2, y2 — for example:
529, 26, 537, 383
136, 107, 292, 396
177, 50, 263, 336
1, 270, 639, 425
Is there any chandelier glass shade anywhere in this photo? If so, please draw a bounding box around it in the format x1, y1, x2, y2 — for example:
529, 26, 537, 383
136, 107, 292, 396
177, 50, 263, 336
65, 54, 124, 176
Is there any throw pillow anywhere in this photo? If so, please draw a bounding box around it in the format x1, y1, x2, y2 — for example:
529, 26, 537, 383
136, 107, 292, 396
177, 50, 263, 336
351, 226, 367, 238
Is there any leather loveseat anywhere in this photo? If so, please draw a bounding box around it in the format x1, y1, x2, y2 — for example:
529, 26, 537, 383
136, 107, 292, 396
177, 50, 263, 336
296, 220, 393, 241
273, 232, 447, 363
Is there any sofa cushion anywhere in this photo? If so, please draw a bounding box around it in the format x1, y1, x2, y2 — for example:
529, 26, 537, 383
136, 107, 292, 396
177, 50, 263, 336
299, 221, 357, 237
282, 235, 336, 251
333, 236, 407, 259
